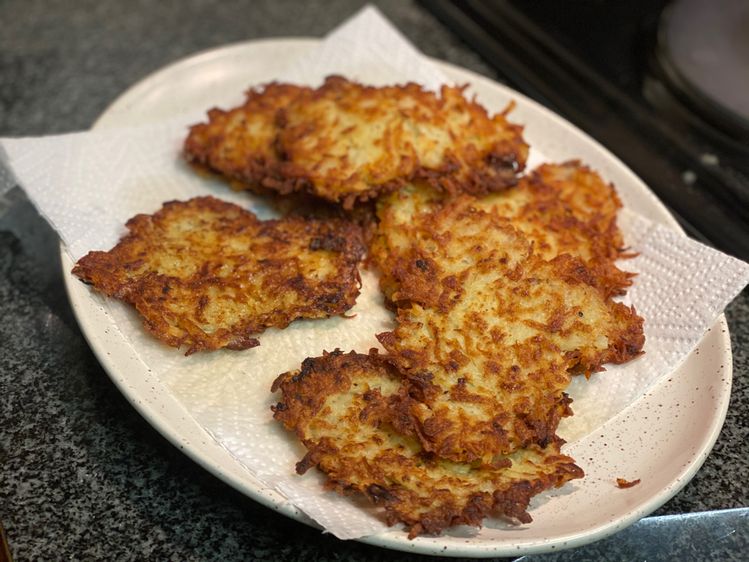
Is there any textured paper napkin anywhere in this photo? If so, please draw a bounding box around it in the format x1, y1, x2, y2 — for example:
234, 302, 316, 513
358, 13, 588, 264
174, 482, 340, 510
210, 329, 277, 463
1, 5, 748, 540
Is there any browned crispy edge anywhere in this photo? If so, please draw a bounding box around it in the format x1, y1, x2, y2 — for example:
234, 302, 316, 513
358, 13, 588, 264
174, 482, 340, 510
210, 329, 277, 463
547, 253, 645, 374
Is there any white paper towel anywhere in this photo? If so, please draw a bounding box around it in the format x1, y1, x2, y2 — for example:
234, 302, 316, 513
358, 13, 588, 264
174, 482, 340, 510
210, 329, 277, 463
1, 5, 748, 540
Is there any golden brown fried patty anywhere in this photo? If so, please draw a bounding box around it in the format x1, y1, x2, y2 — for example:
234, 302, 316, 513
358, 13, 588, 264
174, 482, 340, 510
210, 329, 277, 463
473, 161, 632, 298
272, 350, 583, 538
278, 76, 528, 207
372, 161, 633, 301
73, 197, 364, 354
184, 83, 310, 194
374, 205, 643, 464
184, 76, 528, 208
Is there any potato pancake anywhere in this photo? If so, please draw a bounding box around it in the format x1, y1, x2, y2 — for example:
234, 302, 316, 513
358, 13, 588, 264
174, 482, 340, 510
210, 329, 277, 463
73, 197, 364, 354
272, 350, 583, 538
277, 76, 528, 207
184, 83, 310, 194
372, 161, 633, 301
472, 161, 632, 298
375, 205, 643, 464
184, 76, 528, 208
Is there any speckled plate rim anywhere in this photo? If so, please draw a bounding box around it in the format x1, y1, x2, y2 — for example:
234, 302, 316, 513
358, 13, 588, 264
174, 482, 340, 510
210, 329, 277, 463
60, 38, 733, 558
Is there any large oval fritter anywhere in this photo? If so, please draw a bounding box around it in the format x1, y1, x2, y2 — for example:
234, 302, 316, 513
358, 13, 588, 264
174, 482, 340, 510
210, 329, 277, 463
272, 350, 583, 538
184, 76, 529, 208
73, 196, 364, 354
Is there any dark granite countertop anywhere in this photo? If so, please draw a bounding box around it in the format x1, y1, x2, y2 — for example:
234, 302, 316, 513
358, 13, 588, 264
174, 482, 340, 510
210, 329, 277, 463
1, 1, 747, 560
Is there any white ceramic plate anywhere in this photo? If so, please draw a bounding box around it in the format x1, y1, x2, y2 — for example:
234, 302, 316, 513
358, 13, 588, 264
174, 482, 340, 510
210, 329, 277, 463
62, 39, 732, 557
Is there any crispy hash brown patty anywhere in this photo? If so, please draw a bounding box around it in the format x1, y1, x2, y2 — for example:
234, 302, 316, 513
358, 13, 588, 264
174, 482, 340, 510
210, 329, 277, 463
73, 197, 364, 354
184, 76, 529, 208
374, 205, 644, 464
272, 350, 583, 538
472, 161, 633, 298
372, 161, 634, 302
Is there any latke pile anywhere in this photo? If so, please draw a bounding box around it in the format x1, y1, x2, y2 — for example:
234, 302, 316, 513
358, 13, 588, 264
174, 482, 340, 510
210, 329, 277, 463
75, 76, 644, 537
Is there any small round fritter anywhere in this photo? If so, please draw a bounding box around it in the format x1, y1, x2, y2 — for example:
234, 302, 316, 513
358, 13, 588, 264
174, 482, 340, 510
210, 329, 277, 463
272, 350, 583, 538
73, 197, 364, 354
184, 82, 310, 194
374, 204, 644, 464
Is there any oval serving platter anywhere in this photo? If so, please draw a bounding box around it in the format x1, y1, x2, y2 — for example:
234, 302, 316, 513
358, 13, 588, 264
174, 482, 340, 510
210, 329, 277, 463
62, 39, 732, 557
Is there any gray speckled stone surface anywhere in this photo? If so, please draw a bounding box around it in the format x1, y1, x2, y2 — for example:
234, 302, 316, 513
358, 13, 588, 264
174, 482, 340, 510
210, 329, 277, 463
0, 1, 747, 560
